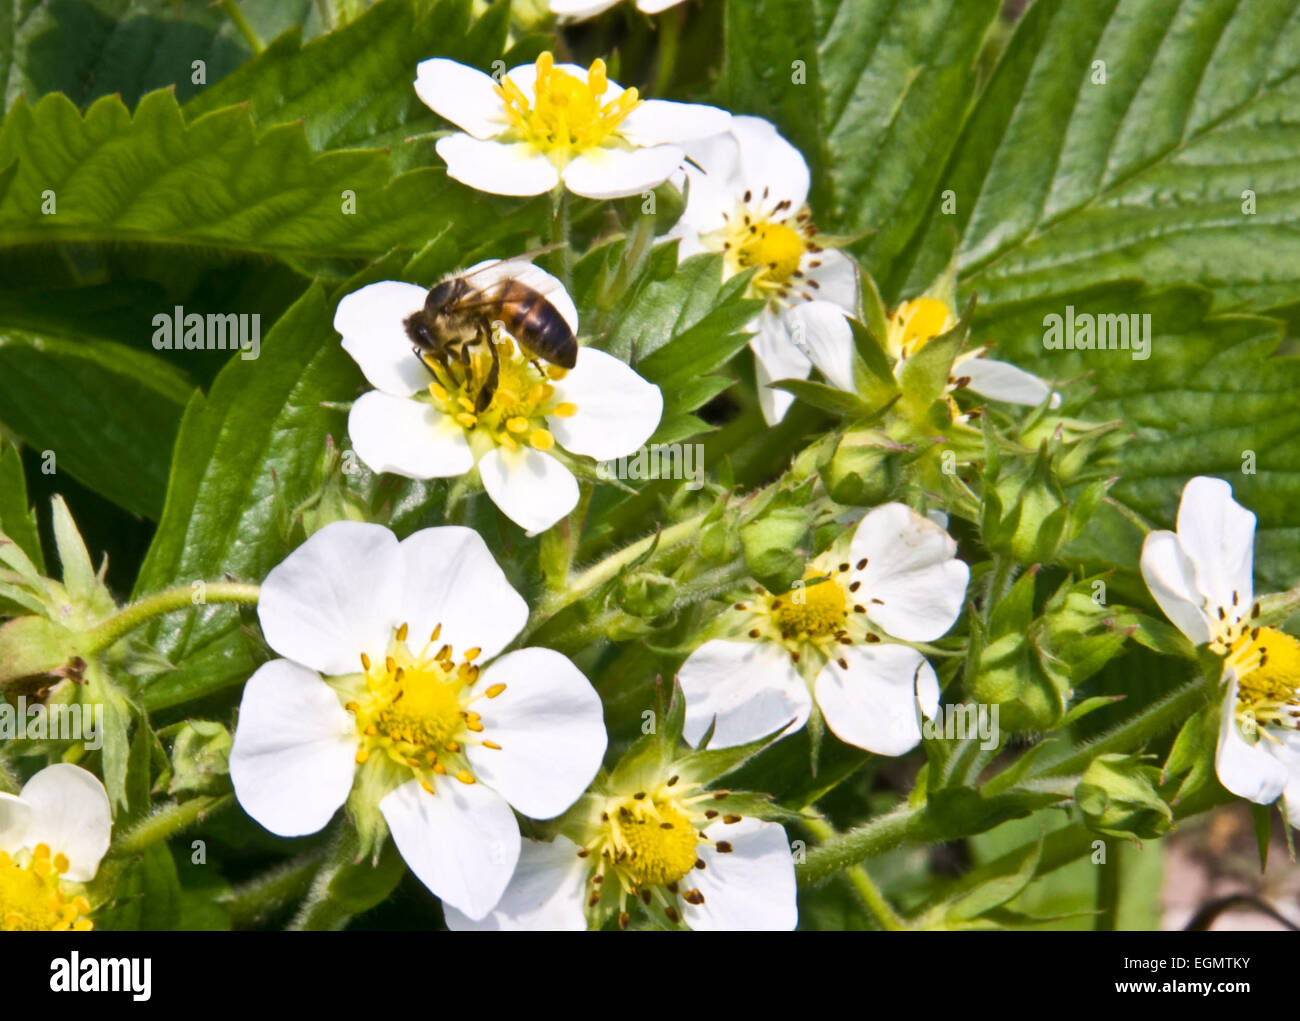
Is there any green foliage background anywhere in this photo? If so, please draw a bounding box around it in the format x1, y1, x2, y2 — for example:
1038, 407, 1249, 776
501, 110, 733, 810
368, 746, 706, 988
1, 0, 1297, 930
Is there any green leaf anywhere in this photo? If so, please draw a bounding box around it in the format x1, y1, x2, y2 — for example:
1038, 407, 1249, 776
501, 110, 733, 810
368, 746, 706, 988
0, 89, 540, 266
768, 377, 871, 417
0, 0, 254, 112
0, 438, 43, 571
902, 0, 1300, 315
0, 331, 192, 519
184, 0, 522, 154
132, 284, 360, 707
722, 0, 1001, 280
978, 285, 1300, 592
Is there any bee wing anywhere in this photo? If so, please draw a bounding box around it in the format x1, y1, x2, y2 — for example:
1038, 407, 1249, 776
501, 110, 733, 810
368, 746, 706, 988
456, 256, 578, 334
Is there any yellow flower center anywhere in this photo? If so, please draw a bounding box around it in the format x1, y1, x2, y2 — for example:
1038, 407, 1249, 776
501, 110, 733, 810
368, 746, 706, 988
581, 778, 739, 928
1225, 626, 1300, 729
498, 52, 639, 158
0, 844, 93, 932
614, 801, 699, 887
346, 623, 507, 794
421, 330, 575, 454
734, 221, 806, 286
771, 574, 848, 640
887, 297, 955, 360
731, 560, 874, 671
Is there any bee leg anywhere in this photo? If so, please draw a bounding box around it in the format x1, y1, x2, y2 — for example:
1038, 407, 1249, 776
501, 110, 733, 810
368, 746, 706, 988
475, 338, 501, 414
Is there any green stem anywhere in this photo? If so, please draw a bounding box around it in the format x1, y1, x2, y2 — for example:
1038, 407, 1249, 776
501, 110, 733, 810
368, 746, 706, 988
82, 582, 260, 655
804, 817, 906, 930
988, 673, 1215, 793
219, 0, 265, 52
114, 795, 232, 856
800, 806, 917, 886
221, 851, 325, 927
550, 186, 573, 292
1095, 838, 1120, 931
521, 509, 712, 640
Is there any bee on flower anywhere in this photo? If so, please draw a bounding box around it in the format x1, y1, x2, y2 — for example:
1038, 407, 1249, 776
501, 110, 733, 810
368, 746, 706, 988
417, 51, 730, 199
0, 764, 111, 931
228, 521, 609, 921
1141, 476, 1300, 822
335, 259, 662, 534
679, 503, 969, 755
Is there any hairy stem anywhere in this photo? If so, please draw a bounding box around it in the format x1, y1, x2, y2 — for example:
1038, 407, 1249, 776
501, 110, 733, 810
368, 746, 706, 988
82, 582, 260, 655
804, 817, 906, 930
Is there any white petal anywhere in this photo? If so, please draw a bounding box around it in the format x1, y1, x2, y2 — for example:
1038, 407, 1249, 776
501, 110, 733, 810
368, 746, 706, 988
800, 249, 859, 311
548, 349, 663, 460
1176, 476, 1256, 619
1215, 676, 1288, 805
550, 0, 620, 19
562, 144, 685, 200
619, 100, 732, 147
16, 765, 112, 882
960, 356, 1059, 408
815, 644, 939, 756
396, 526, 528, 663
685, 817, 797, 931
751, 309, 812, 426
679, 639, 812, 748
463, 259, 579, 334
465, 648, 606, 819
444, 835, 589, 930
678, 132, 743, 234
258, 520, 404, 674
436, 135, 559, 197
335, 281, 432, 397
787, 301, 855, 392
349, 392, 475, 480
414, 58, 510, 140
1272, 733, 1300, 829
0, 792, 32, 856
849, 503, 969, 642
379, 776, 520, 920
731, 115, 810, 217
229, 659, 357, 837
1140, 530, 1213, 645
478, 446, 579, 534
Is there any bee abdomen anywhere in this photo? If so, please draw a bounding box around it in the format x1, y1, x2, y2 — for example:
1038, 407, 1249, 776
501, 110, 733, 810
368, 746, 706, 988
497, 280, 577, 368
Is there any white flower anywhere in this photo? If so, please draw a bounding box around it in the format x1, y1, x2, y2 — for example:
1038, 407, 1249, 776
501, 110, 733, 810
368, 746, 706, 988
335, 259, 662, 534
550, 0, 688, 22
228, 521, 609, 920
0, 764, 111, 931
669, 116, 860, 424
679, 503, 969, 755
417, 51, 730, 199
795, 294, 1062, 414
1140, 476, 1300, 824
444, 776, 797, 931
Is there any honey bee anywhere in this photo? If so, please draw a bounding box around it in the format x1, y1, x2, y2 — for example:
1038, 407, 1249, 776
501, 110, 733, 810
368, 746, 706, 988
404, 260, 578, 414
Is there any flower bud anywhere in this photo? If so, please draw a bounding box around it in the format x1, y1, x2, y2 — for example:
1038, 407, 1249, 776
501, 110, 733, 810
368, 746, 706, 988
1075, 753, 1172, 840
820, 429, 899, 506
616, 570, 677, 619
